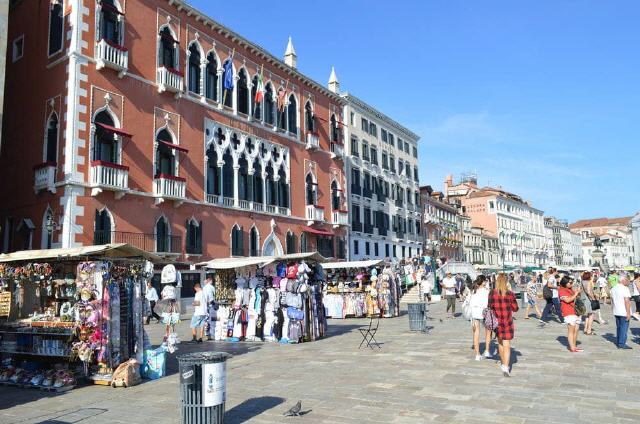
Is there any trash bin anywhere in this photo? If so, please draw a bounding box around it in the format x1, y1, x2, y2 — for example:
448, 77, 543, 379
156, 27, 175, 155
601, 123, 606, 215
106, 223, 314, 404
177, 352, 230, 424
407, 303, 426, 332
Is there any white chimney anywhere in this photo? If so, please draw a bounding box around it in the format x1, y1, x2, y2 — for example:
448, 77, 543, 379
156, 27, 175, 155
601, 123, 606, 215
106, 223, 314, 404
328, 66, 339, 93
284, 36, 297, 69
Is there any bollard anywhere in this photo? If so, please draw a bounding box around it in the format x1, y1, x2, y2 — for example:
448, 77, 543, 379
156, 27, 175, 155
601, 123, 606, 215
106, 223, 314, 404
177, 352, 230, 424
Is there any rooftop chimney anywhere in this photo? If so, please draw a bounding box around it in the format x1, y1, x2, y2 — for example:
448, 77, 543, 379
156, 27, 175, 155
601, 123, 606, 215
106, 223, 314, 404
328, 66, 340, 93
443, 174, 453, 198
284, 36, 297, 68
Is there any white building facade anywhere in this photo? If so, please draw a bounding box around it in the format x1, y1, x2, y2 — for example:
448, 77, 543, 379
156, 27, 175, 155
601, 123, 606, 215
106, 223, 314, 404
632, 212, 640, 265
339, 90, 422, 260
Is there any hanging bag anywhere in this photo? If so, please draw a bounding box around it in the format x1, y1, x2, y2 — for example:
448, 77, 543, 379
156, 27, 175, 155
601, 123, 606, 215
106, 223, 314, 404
462, 296, 472, 321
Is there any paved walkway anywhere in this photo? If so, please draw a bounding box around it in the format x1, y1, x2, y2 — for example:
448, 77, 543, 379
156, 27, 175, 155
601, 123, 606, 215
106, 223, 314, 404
1, 300, 640, 424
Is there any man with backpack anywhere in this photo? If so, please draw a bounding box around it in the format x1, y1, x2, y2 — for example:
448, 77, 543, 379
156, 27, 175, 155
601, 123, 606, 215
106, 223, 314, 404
541, 268, 561, 323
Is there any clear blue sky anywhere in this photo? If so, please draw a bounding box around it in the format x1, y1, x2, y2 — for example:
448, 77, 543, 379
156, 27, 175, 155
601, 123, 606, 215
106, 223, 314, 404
189, 0, 640, 222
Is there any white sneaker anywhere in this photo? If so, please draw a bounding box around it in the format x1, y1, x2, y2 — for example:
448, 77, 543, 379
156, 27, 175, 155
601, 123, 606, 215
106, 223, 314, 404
501, 364, 510, 376
475, 354, 482, 361
483, 351, 492, 358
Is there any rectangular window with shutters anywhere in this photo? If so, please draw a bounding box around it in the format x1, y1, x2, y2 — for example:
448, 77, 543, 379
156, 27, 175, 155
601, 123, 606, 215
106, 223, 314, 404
48, 2, 64, 56
365, 241, 370, 256
388, 133, 394, 147
374, 243, 379, 257
413, 146, 418, 158
381, 129, 388, 142
369, 122, 377, 137
382, 151, 388, 169
351, 137, 359, 157
361, 118, 369, 132
370, 147, 377, 165
353, 240, 359, 255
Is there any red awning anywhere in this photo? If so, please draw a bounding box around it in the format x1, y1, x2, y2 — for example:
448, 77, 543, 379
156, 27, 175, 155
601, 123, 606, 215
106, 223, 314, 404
302, 226, 334, 236
159, 140, 189, 153
95, 122, 132, 138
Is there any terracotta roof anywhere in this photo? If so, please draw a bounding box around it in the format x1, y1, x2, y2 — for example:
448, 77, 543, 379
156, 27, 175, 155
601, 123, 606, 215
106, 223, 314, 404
569, 217, 632, 230
466, 190, 494, 199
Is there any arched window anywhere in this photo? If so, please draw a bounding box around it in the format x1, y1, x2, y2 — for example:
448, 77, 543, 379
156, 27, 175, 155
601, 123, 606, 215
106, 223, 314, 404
300, 232, 308, 253
249, 227, 259, 256
277, 88, 287, 130
155, 129, 176, 177
188, 44, 201, 94
222, 59, 233, 108
330, 114, 339, 142
264, 84, 275, 125
277, 166, 288, 208
304, 101, 314, 133
45, 113, 58, 163
156, 216, 170, 253
265, 164, 276, 206
159, 27, 176, 69
206, 146, 220, 196
186, 219, 202, 255
238, 155, 249, 201
287, 94, 297, 134
305, 174, 316, 205
251, 75, 261, 120
94, 111, 118, 163
231, 225, 244, 256
331, 180, 341, 211
286, 231, 296, 254
222, 150, 234, 198
94, 209, 112, 244
99, 0, 122, 45
252, 159, 263, 203
237, 69, 249, 115
48, 1, 64, 55
205, 53, 218, 101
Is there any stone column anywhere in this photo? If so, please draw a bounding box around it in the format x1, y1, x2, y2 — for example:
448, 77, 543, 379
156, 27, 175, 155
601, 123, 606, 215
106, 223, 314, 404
233, 164, 240, 206
217, 160, 224, 203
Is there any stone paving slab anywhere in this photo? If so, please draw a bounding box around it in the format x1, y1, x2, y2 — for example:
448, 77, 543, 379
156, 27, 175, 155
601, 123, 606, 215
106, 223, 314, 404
0, 300, 638, 423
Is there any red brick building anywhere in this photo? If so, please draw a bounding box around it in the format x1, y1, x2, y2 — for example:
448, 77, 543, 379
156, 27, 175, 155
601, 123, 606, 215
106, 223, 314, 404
0, 0, 348, 262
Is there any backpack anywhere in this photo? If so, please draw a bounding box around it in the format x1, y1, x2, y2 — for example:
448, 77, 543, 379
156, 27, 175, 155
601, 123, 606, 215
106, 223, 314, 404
543, 285, 553, 300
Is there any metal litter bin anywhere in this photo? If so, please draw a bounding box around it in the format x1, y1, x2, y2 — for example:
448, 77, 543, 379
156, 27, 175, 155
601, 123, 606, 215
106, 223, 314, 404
177, 352, 230, 424
407, 303, 426, 331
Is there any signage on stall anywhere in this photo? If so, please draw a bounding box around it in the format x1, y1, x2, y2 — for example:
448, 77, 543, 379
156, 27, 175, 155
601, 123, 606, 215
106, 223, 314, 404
202, 362, 226, 407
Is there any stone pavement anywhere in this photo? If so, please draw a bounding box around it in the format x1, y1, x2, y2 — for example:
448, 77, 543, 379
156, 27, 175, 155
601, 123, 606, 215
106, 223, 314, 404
1, 300, 640, 424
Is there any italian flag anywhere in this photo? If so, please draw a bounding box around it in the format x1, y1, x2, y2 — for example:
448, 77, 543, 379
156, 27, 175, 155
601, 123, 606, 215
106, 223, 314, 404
254, 67, 264, 103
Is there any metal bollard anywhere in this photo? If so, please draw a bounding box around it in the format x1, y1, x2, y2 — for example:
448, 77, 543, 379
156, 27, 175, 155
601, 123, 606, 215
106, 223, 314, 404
177, 352, 230, 424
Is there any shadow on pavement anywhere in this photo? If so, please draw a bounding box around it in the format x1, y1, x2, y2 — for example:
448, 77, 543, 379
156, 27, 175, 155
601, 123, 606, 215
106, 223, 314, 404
225, 396, 286, 424
34, 408, 108, 423
601, 333, 618, 346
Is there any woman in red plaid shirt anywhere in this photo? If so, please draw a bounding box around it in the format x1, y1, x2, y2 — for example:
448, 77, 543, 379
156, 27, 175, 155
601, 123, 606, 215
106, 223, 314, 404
488, 273, 519, 377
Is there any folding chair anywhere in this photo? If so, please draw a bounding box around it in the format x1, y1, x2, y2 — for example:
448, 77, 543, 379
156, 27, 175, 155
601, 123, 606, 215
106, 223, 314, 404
358, 314, 381, 349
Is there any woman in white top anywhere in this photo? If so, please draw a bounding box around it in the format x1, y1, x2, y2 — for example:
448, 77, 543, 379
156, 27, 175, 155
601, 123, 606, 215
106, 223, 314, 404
470, 275, 492, 361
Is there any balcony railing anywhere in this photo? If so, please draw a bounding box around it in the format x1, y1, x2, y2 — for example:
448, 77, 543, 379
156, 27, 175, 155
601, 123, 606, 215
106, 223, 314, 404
94, 231, 181, 254
330, 142, 344, 159
396, 230, 405, 240
332, 210, 349, 227
362, 188, 373, 199
351, 185, 362, 196
306, 132, 320, 150
153, 174, 186, 200
352, 222, 363, 232
157, 66, 183, 93
206, 194, 220, 204
378, 227, 388, 237
95, 39, 128, 75
33, 162, 56, 193
364, 224, 374, 234
266, 204, 276, 214
278, 207, 290, 216
222, 196, 234, 207
306, 204, 325, 222
90, 160, 129, 196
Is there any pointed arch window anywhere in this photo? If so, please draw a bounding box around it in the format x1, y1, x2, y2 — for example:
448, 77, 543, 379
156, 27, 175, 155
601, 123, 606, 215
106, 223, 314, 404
238, 155, 249, 201
286, 231, 296, 254
156, 216, 170, 253
99, 0, 123, 45
249, 227, 259, 256
287, 94, 297, 135
231, 225, 244, 256
94, 209, 112, 244
300, 232, 308, 253
94, 111, 118, 163
206, 146, 220, 196
155, 129, 176, 177
265, 164, 276, 206
45, 113, 59, 163
277, 167, 288, 208
304, 101, 314, 133
305, 174, 317, 205
186, 219, 202, 255
159, 27, 177, 69
277, 89, 287, 131
331, 180, 341, 211
222, 59, 233, 108
264, 84, 275, 125
237, 69, 249, 115
222, 150, 234, 198
251, 75, 261, 120
252, 159, 263, 204
48, 1, 64, 55
330, 114, 339, 142
205, 53, 218, 101
188, 44, 201, 94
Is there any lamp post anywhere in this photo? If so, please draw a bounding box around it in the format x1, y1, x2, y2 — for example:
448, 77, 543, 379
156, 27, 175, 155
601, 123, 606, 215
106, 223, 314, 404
427, 240, 441, 296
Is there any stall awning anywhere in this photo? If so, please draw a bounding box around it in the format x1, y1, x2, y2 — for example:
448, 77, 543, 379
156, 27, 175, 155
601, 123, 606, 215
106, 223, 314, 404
159, 140, 189, 153
95, 122, 133, 138
197, 257, 273, 270
0, 243, 161, 263
322, 259, 383, 270
270, 252, 327, 263
302, 226, 333, 236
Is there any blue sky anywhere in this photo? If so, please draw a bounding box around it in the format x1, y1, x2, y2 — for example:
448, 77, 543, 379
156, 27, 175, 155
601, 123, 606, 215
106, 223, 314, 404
189, 0, 639, 222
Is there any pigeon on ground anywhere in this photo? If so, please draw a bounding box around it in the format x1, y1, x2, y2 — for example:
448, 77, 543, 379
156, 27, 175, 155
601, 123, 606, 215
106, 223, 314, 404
284, 400, 302, 417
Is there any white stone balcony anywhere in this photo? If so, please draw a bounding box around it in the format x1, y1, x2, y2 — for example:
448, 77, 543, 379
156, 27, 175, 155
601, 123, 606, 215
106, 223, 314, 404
330, 142, 344, 159
157, 66, 183, 94
154, 174, 186, 206
33, 162, 56, 194
90, 160, 129, 198
95, 39, 128, 77
332, 210, 349, 227
306, 204, 325, 224
305, 132, 320, 150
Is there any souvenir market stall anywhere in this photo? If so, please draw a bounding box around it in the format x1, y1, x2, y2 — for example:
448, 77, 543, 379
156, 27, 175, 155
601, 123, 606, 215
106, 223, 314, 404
322, 260, 400, 319
0, 244, 158, 390
198, 252, 328, 344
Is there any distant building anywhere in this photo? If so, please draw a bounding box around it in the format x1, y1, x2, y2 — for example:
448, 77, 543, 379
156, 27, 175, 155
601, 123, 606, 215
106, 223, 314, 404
420, 186, 462, 262
570, 217, 635, 269
544, 216, 578, 267
632, 212, 640, 265
462, 216, 499, 267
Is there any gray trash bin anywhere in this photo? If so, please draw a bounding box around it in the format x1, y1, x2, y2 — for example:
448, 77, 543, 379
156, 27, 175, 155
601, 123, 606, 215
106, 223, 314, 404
177, 352, 230, 424
407, 303, 426, 331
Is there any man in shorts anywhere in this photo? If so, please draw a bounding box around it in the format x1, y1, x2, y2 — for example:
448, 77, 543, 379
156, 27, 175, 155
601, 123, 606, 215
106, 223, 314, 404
189, 283, 207, 343
442, 272, 457, 318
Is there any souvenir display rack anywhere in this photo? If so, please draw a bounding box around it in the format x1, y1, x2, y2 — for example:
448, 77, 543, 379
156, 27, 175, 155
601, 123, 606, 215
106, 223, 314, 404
200, 252, 328, 344
0, 244, 157, 391
322, 260, 400, 319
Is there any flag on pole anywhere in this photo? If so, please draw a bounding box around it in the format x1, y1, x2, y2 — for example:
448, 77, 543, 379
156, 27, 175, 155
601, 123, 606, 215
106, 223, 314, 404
223, 59, 234, 91
254, 65, 264, 103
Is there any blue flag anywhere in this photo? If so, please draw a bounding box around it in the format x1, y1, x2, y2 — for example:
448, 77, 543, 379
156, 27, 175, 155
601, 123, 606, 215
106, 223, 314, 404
223, 60, 234, 90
